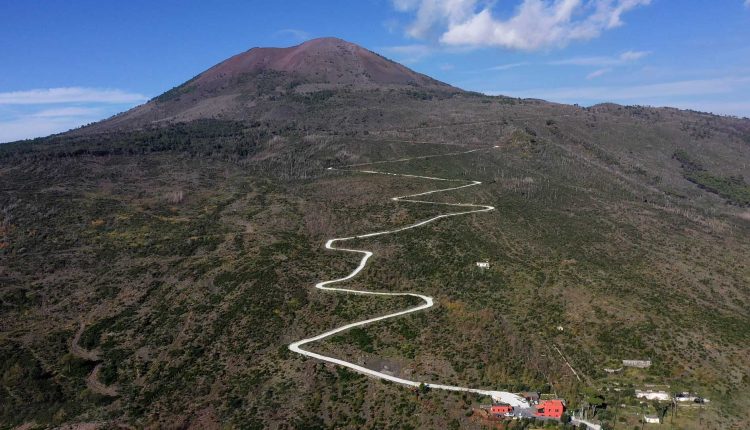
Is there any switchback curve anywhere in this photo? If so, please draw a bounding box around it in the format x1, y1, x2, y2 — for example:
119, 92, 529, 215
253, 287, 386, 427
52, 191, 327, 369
289, 146, 529, 408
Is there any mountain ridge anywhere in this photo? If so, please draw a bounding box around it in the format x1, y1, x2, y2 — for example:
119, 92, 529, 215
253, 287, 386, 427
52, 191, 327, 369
84, 37, 459, 132
75, 37, 750, 136
194, 37, 452, 88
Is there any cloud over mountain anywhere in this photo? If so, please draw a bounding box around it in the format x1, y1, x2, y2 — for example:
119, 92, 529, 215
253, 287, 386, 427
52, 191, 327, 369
394, 0, 651, 50
0, 87, 146, 105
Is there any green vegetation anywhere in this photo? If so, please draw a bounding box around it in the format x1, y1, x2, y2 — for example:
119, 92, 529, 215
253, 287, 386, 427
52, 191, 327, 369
674, 149, 750, 206
333, 327, 375, 353
685, 172, 750, 206
0, 85, 748, 429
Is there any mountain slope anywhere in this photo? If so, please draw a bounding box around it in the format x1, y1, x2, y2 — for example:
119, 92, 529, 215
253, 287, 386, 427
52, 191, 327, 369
195, 37, 448, 87
1, 38, 750, 430
91, 37, 457, 131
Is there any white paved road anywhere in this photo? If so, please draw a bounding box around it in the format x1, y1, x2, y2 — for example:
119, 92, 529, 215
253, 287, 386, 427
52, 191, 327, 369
289, 147, 530, 408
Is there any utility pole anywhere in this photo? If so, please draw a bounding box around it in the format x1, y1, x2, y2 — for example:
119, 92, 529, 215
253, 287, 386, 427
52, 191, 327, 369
670, 398, 675, 429
612, 388, 621, 430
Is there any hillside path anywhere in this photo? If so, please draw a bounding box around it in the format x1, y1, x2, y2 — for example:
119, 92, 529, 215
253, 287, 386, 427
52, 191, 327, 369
289, 146, 531, 408
70, 321, 119, 397
86, 363, 119, 397
71, 321, 100, 362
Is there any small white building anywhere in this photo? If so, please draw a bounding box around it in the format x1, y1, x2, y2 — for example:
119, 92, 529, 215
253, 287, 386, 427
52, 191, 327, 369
623, 359, 652, 368
675, 395, 698, 402
636, 390, 671, 401
476, 261, 490, 269
644, 415, 660, 424
675, 392, 708, 403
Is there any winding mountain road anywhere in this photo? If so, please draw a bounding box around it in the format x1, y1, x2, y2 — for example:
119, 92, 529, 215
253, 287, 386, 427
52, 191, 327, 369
289, 146, 530, 408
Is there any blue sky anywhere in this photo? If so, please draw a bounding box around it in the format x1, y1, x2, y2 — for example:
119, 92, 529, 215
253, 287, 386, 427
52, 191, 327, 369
2, 0, 749, 142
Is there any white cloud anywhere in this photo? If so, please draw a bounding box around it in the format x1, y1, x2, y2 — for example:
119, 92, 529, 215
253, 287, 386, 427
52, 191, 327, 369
383, 18, 401, 34
482, 76, 750, 116
667, 100, 750, 117
553, 50, 650, 66
0, 114, 97, 143
745, 0, 750, 7
572, 77, 749, 99
481, 49, 647, 74
379, 41, 477, 63
488, 62, 531, 71
393, 0, 651, 51
0, 87, 146, 105
380, 44, 436, 63
0, 87, 145, 143
619, 50, 649, 61
274, 28, 311, 42
396, 0, 479, 39
31, 107, 103, 118
586, 68, 612, 79
488, 76, 750, 101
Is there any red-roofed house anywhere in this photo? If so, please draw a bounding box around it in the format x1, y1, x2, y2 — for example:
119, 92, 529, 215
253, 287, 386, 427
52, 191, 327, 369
535, 399, 565, 419
490, 403, 513, 416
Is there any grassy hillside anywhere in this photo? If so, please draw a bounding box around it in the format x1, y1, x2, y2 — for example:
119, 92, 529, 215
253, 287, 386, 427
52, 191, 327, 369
1, 93, 749, 429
